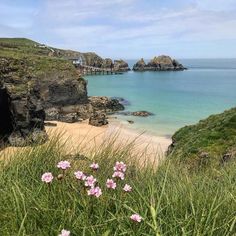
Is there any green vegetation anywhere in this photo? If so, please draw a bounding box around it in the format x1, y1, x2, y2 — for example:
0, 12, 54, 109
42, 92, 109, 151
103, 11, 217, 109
168, 107, 236, 168
0, 134, 235, 235
0, 38, 81, 83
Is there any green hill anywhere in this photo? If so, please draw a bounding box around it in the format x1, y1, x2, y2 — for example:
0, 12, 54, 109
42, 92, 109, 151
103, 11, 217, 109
168, 107, 236, 168
0, 37, 38, 46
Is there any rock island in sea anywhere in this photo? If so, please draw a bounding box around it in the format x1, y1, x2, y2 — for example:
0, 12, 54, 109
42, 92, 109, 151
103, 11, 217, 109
133, 55, 186, 71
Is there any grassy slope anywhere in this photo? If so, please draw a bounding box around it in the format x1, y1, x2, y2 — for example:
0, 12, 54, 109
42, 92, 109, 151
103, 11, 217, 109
0, 136, 235, 235
1, 38, 236, 235
0, 38, 82, 87
169, 107, 236, 167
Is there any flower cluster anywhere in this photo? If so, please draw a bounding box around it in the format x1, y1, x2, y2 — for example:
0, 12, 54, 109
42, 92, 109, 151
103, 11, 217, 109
85, 175, 97, 187
130, 214, 142, 222
87, 186, 102, 198
112, 162, 126, 180
57, 161, 71, 170
58, 229, 70, 236
114, 161, 127, 172
112, 171, 125, 180
41, 172, 53, 183
74, 171, 86, 180
75, 162, 102, 198
123, 184, 132, 192
90, 162, 99, 170
41, 159, 142, 235
106, 179, 116, 189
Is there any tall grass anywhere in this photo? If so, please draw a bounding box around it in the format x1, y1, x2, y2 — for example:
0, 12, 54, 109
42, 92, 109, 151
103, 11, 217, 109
0, 135, 235, 236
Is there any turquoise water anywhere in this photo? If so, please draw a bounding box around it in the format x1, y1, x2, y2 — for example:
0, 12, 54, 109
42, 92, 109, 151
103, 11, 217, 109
85, 59, 236, 137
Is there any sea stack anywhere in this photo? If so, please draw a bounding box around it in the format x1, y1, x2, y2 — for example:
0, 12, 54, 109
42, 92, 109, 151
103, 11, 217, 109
114, 59, 130, 72
133, 55, 186, 71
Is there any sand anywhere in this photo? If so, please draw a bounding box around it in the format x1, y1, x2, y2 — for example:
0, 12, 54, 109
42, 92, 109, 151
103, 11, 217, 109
0, 119, 172, 165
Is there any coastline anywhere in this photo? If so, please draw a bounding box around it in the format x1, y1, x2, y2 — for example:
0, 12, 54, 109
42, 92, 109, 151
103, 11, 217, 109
0, 118, 172, 166
45, 119, 172, 163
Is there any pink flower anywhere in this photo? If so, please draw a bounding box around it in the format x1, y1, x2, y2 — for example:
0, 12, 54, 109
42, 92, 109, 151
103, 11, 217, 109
41, 172, 53, 183
58, 229, 70, 236
90, 162, 99, 170
85, 175, 97, 187
74, 171, 86, 180
112, 171, 125, 180
57, 161, 71, 170
87, 186, 102, 198
130, 214, 142, 222
106, 179, 117, 189
114, 161, 126, 172
123, 184, 132, 192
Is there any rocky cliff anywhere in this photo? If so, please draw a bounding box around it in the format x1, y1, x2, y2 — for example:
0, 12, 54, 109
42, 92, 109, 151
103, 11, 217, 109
133, 56, 186, 71
0, 38, 124, 146
0, 58, 46, 146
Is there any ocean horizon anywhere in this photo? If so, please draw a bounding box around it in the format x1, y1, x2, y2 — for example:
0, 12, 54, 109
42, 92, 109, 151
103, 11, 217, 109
86, 58, 236, 137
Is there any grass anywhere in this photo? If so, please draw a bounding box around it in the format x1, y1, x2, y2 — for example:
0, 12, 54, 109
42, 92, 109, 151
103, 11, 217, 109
0, 134, 235, 236
169, 107, 236, 168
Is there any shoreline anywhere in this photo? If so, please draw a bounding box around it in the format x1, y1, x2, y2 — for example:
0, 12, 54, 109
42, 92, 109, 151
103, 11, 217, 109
0, 119, 172, 165
45, 119, 172, 164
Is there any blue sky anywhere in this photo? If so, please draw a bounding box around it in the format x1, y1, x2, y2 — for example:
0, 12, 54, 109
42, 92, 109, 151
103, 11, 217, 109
1, 0, 236, 59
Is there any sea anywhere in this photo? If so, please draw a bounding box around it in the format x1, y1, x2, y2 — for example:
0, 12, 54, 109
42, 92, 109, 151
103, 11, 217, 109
85, 59, 236, 138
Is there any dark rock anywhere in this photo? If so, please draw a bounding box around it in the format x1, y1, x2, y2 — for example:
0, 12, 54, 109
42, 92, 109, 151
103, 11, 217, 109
89, 96, 125, 113
127, 120, 134, 124
133, 58, 146, 71
133, 55, 186, 71
59, 113, 78, 123
0, 58, 47, 146
111, 97, 131, 106
131, 111, 154, 117
46, 78, 87, 107
116, 110, 154, 117
89, 112, 108, 127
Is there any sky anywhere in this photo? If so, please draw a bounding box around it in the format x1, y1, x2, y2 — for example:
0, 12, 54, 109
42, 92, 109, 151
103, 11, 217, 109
0, 0, 236, 59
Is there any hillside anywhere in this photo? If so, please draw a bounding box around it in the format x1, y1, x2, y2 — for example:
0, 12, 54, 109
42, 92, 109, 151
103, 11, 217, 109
0, 38, 125, 146
168, 107, 236, 168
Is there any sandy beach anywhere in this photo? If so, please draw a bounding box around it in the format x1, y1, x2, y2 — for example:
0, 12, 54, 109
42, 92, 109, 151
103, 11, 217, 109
1, 119, 172, 165
45, 119, 171, 163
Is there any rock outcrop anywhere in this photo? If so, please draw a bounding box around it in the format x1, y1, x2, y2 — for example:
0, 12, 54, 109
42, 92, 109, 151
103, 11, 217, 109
114, 60, 130, 72
133, 56, 186, 71
117, 111, 154, 117
101, 58, 113, 69
0, 58, 47, 146
89, 112, 108, 127
88, 96, 125, 114
0, 38, 126, 146
133, 58, 146, 71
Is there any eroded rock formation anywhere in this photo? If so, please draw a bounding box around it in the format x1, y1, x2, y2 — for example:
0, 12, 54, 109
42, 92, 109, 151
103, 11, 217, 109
0, 58, 47, 146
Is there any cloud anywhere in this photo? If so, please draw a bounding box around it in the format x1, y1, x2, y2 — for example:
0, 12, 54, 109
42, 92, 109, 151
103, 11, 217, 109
0, 0, 236, 58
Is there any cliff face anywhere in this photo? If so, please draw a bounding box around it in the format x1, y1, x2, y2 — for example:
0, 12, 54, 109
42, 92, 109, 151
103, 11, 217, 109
0, 58, 46, 146
0, 38, 125, 145
133, 56, 186, 71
